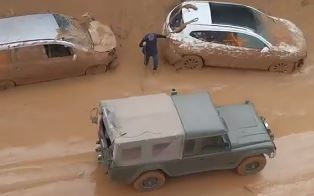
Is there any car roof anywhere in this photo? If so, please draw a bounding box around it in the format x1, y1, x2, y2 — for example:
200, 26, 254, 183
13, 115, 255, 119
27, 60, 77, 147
0, 13, 59, 46
171, 92, 226, 139
182, 1, 258, 32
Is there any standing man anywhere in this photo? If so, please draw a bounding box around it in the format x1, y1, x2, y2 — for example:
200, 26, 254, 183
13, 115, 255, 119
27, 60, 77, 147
139, 33, 167, 71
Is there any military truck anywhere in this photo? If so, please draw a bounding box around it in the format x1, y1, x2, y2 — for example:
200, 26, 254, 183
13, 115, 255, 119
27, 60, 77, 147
91, 90, 276, 191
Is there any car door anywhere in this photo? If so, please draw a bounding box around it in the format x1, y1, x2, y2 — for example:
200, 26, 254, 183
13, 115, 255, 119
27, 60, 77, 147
189, 30, 241, 67
42, 44, 87, 78
11, 45, 50, 84
228, 32, 275, 70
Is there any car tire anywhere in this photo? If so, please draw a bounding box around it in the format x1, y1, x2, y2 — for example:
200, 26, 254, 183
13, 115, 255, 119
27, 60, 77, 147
236, 155, 266, 176
85, 64, 108, 75
269, 62, 293, 73
175, 55, 204, 70
0, 80, 15, 91
133, 170, 166, 192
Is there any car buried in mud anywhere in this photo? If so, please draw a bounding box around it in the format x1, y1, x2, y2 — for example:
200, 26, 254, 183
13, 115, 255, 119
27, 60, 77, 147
0, 13, 117, 90
91, 90, 276, 191
163, 1, 307, 73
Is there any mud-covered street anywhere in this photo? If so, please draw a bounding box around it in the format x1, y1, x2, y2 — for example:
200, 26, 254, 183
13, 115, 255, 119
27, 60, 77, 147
0, 0, 314, 195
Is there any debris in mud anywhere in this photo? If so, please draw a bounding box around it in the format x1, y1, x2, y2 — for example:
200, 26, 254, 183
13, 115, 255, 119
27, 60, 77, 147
301, 0, 311, 7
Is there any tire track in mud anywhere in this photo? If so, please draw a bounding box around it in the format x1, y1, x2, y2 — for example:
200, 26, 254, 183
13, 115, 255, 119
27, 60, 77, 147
0, 152, 96, 194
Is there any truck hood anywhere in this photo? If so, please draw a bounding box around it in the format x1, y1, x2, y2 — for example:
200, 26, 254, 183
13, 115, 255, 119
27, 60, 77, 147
217, 104, 272, 149
88, 21, 117, 52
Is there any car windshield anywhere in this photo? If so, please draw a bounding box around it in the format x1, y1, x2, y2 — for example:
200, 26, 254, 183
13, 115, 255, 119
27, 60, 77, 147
253, 11, 276, 45
169, 5, 183, 30
53, 14, 92, 49
209, 2, 275, 45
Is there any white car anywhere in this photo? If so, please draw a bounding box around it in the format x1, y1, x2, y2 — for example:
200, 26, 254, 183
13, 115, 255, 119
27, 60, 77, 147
163, 1, 307, 73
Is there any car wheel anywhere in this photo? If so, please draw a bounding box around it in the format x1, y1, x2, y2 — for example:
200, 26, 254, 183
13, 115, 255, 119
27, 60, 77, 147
85, 64, 108, 75
236, 155, 266, 176
175, 55, 204, 70
269, 62, 293, 73
0, 80, 15, 91
133, 171, 166, 192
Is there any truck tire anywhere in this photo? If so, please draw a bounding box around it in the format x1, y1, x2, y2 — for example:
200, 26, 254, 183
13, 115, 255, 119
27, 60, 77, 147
133, 170, 166, 192
236, 155, 266, 175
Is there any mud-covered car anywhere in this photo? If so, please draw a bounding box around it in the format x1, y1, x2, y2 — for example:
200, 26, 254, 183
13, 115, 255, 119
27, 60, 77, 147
163, 1, 307, 73
0, 13, 117, 90
91, 90, 276, 191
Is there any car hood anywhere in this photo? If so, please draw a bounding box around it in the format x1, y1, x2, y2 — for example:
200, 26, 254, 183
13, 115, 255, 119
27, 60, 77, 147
88, 21, 117, 52
217, 103, 272, 149
268, 17, 307, 55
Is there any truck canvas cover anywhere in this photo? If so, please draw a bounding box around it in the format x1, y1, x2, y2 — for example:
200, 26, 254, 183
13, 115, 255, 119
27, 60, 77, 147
100, 93, 185, 166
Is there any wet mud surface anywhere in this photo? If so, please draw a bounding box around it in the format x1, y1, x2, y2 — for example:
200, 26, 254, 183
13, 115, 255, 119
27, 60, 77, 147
0, 0, 314, 195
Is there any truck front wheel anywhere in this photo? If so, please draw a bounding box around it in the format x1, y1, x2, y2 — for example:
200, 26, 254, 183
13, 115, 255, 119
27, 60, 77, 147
236, 155, 266, 175
133, 170, 165, 192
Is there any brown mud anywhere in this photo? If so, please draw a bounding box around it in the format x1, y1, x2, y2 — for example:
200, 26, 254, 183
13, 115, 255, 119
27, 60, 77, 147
0, 0, 314, 195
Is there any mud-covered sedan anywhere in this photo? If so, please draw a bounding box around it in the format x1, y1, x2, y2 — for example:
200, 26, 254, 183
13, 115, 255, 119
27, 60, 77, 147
0, 13, 117, 90
163, 1, 307, 73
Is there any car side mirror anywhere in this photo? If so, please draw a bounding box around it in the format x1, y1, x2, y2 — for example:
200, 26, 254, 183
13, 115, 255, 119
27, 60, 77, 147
261, 46, 270, 53
72, 54, 78, 61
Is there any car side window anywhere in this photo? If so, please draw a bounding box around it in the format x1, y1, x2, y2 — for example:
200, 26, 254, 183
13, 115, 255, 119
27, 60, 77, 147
44, 44, 73, 58
13, 45, 47, 62
190, 31, 266, 50
236, 33, 266, 49
190, 31, 238, 46
200, 136, 225, 154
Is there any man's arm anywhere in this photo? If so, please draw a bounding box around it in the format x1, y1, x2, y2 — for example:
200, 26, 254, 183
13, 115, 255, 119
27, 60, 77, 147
139, 36, 147, 47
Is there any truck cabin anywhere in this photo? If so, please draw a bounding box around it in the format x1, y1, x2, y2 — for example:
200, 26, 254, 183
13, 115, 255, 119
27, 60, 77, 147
170, 92, 231, 156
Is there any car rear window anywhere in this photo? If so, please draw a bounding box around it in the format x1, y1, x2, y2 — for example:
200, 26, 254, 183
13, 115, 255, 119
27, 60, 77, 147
53, 14, 71, 29
209, 2, 258, 31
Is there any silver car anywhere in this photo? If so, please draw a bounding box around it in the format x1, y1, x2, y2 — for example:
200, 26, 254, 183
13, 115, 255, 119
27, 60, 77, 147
163, 1, 307, 73
0, 13, 117, 90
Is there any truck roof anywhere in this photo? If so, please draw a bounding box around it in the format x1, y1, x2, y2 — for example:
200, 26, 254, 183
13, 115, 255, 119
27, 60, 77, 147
171, 92, 226, 139
100, 93, 185, 144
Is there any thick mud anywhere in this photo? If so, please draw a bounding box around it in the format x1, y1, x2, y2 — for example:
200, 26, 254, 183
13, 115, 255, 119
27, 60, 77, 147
0, 0, 314, 195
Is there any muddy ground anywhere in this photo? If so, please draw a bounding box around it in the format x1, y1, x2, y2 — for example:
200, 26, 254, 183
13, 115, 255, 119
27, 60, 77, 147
0, 0, 314, 195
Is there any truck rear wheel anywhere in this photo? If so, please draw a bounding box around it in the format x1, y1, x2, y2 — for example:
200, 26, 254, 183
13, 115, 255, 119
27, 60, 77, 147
236, 155, 266, 175
133, 170, 165, 192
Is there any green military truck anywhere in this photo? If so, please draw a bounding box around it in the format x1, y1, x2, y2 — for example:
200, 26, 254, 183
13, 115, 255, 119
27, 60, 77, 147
91, 91, 276, 191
